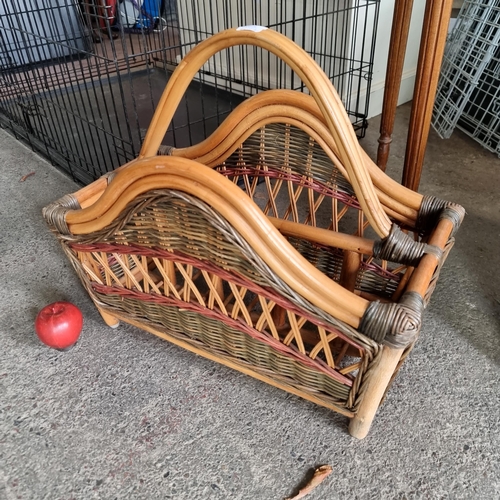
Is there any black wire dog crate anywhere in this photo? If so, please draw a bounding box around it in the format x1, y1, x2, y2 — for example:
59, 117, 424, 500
0, 0, 380, 185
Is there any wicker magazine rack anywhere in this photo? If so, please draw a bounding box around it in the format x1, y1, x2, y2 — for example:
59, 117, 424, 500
44, 28, 464, 438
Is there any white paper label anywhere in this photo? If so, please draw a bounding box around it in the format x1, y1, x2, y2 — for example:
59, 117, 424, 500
236, 25, 268, 33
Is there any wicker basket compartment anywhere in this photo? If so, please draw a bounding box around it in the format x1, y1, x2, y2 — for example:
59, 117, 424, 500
43, 27, 464, 438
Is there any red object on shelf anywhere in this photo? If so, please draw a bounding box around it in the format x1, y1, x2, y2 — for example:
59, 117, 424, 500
98, 0, 117, 30
35, 302, 83, 350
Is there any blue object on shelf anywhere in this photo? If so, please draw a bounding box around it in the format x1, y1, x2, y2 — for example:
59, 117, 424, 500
135, 0, 164, 29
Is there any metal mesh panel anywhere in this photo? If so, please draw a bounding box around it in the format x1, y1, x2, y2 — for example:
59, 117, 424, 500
457, 46, 500, 156
0, 0, 381, 184
432, 0, 500, 152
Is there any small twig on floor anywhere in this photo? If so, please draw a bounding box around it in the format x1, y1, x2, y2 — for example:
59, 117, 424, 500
285, 465, 333, 500
20, 172, 35, 182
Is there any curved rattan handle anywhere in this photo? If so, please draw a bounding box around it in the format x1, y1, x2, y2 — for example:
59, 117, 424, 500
139, 27, 392, 237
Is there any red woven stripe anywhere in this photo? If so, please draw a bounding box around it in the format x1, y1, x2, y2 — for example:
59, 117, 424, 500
361, 261, 401, 281
218, 167, 361, 209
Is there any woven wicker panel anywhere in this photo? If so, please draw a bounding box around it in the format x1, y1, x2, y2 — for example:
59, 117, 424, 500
222, 123, 355, 200
287, 237, 402, 300
218, 124, 359, 230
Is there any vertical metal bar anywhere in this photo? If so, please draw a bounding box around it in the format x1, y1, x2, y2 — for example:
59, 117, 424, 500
57, 0, 111, 176
20, 0, 83, 177
353, 2, 370, 132
1, 1, 44, 154
109, 22, 142, 157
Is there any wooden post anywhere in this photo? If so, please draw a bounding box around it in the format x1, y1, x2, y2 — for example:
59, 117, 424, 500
377, 0, 415, 171
340, 250, 361, 292
402, 0, 454, 191
349, 345, 404, 439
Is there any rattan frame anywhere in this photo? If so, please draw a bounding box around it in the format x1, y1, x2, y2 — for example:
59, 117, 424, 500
43, 28, 464, 438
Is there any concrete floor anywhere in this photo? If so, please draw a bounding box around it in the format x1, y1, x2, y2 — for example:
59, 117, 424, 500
1, 104, 499, 499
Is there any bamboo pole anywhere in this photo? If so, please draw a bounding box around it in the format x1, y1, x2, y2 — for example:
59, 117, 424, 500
340, 251, 361, 292
406, 218, 453, 296
268, 217, 374, 255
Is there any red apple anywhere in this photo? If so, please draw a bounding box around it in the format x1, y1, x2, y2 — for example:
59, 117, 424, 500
35, 302, 83, 350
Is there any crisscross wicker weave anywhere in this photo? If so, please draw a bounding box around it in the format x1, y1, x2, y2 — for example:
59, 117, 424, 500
43, 27, 464, 438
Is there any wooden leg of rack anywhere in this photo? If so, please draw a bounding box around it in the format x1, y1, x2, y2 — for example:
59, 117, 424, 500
377, 0, 415, 171
402, 0, 454, 191
349, 346, 404, 439
97, 307, 120, 328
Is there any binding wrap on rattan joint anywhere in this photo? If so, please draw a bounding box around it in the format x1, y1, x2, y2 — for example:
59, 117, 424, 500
359, 292, 424, 348
140, 130, 173, 155
42, 194, 81, 236
158, 145, 173, 156
103, 171, 117, 184
372, 224, 442, 266
416, 195, 466, 237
